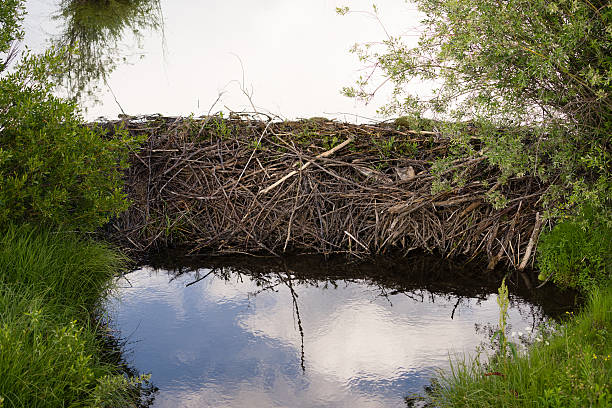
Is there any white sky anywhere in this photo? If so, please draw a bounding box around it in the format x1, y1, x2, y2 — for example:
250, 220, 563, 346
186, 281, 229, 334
22, 0, 425, 122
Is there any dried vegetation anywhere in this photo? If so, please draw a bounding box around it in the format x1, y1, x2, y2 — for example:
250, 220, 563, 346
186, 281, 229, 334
104, 114, 548, 269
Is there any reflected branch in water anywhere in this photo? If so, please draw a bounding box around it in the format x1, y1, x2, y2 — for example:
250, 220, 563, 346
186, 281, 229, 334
450, 297, 462, 320
185, 268, 216, 287
53, 0, 163, 100
276, 271, 306, 373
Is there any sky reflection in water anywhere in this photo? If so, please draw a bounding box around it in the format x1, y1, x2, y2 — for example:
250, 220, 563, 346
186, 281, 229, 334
107, 266, 546, 408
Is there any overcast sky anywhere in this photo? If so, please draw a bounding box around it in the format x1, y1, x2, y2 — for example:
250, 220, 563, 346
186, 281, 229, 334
22, 0, 425, 122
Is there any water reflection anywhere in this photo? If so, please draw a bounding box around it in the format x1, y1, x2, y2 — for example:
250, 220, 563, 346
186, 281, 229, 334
52, 0, 163, 99
107, 255, 575, 407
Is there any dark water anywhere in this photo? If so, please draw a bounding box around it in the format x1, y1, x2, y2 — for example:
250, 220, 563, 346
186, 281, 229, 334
106, 256, 574, 407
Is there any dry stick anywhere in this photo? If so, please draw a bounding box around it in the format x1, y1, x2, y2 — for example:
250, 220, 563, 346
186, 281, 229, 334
486, 219, 501, 260
258, 136, 354, 195
185, 269, 216, 287
284, 174, 302, 252
234, 120, 275, 189
488, 202, 522, 270
518, 212, 543, 270
344, 230, 369, 254
112, 116, 544, 265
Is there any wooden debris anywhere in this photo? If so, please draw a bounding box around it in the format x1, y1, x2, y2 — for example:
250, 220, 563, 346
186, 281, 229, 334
101, 114, 547, 268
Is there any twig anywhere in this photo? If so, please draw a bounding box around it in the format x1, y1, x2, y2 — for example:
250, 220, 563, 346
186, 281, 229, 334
258, 136, 354, 195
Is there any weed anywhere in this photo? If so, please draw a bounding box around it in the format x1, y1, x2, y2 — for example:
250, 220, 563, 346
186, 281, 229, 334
422, 284, 612, 407
373, 136, 396, 158
322, 134, 339, 150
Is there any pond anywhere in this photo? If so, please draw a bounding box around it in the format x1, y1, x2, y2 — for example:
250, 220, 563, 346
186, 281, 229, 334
106, 255, 574, 407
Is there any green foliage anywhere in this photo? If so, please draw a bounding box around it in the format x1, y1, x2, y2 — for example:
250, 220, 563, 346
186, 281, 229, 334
322, 134, 340, 150
53, 0, 162, 99
0, 0, 24, 56
493, 279, 511, 359
0, 48, 139, 231
422, 285, 612, 407
342, 0, 611, 206
485, 190, 508, 211
342, 1, 611, 289
0, 224, 149, 407
0, 224, 127, 311
537, 205, 612, 292
372, 135, 397, 158
345, 1, 611, 130
212, 113, 232, 139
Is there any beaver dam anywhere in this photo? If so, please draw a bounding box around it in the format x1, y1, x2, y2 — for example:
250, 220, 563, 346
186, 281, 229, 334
105, 114, 548, 270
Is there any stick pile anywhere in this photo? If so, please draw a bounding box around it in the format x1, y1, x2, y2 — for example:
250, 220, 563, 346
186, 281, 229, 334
104, 114, 548, 269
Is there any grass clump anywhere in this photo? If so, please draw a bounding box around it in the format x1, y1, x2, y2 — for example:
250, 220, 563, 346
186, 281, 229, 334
0, 224, 126, 310
420, 286, 612, 407
0, 224, 148, 407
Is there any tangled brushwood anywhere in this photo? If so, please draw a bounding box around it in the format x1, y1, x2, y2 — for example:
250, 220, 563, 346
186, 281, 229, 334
104, 114, 551, 269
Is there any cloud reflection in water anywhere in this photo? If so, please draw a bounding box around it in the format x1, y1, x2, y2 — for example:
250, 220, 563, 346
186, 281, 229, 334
107, 266, 541, 407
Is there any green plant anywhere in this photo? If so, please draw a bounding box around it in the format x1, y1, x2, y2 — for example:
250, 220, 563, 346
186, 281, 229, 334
0, 224, 127, 311
372, 136, 397, 158
53, 0, 162, 99
248, 139, 262, 150
494, 278, 510, 358
399, 140, 418, 156
0, 286, 150, 408
0, 0, 23, 69
0, 47, 139, 231
322, 134, 339, 150
0, 224, 149, 407
485, 190, 508, 210
537, 205, 612, 292
423, 285, 612, 407
341, 0, 611, 234
209, 113, 232, 139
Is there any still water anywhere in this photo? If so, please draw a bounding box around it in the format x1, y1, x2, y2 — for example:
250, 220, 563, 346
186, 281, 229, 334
106, 256, 572, 407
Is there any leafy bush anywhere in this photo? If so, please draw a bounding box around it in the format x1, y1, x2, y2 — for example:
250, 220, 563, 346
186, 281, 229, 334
537, 206, 612, 292
341, 0, 610, 216
0, 0, 24, 57
341, 0, 611, 288
0, 48, 138, 231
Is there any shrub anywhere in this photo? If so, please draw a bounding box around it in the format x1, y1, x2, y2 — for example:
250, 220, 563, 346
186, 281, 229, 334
0, 0, 24, 57
0, 48, 139, 231
341, 0, 611, 241
537, 206, 612, 292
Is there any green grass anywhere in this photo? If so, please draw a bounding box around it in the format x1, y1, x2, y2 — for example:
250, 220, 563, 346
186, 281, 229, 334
0, 224, 126, 311
421, 286, 612, 407
0, 224, 147, 407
